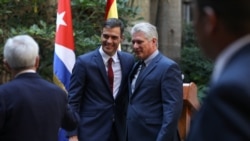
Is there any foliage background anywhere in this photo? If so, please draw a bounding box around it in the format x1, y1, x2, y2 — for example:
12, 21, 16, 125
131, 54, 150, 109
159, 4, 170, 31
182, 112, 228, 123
0, 0, 212, 102
0, 0, 139, 82
180, 24, 213, 102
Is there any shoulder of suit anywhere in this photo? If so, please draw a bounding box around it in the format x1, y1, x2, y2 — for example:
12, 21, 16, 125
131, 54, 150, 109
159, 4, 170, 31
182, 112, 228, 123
118, 51, 134, 58
76, 50, 98, 62
156, 55, 178, 67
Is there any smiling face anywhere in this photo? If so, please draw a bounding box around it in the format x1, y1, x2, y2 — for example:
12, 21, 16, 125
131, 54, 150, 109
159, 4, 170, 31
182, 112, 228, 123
101, 27, 123, 56
131, 31, 157, 60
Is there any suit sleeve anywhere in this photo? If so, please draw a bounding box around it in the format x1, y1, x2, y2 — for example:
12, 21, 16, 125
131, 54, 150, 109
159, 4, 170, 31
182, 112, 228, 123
61, 103, 80, 131
157, 63, 183, 141
187, 83, 250, 141
67, 57, 86, 136
0, 93, 6, 131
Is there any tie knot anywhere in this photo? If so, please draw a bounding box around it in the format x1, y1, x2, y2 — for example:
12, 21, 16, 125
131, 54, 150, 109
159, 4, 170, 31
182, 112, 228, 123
140, 60, 145, 67
108, 58, 113, 64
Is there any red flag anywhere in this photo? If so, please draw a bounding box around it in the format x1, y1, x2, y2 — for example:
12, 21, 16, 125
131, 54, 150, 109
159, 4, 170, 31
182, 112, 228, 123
53, 0, 75, 140
53, 0, 75, 91
105, 0, 118, 20
56, 0, 74, 50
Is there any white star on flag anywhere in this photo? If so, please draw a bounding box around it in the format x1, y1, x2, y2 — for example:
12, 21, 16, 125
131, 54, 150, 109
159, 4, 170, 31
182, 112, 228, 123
56, 11, 67, 31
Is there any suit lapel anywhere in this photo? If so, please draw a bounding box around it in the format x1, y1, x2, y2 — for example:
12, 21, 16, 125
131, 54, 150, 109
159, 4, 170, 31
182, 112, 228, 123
129, 62, 141, 82
116, 52, 124, 97
133, 54, 162, 94
93, 49, 111, 93
127, 62, 140, 96
116, 51, 133, 98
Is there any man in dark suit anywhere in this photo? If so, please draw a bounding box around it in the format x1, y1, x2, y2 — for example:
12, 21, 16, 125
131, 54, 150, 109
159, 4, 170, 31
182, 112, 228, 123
0, 35, 79, 141
67, 18, 134, 141
126, 22, 183, 141
186, 0, 250, 141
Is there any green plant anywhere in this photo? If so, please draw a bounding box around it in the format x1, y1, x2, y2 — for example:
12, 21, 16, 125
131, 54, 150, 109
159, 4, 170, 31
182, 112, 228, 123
180, 24, 213, 103
181, 47, 212, 85
0, 21, 55, 81
0, 0, 140, 83
71, 0, 140, 56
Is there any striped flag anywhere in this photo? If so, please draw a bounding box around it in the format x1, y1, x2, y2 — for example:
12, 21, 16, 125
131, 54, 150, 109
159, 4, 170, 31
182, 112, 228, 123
105, 0, 118, 19
53, 0, 75, 140
53, 0, 75, 92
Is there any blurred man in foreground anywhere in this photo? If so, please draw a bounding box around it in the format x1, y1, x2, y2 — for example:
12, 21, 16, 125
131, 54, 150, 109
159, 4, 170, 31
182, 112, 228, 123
186, 0, 250, 140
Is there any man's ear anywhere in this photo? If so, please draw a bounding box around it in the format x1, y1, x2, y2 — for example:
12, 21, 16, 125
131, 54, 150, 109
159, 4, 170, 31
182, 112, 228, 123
3, 59, 11, 72
203, 7, 217, 34
120, 34, 124, 43
152, 38, 157, 43
34, 56, 40, 69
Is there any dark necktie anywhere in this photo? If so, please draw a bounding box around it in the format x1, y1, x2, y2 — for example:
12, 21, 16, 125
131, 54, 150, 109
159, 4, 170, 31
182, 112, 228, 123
139, 60, 146, 72
131, 60, 145, 80
131, 60, 145, 93
108, 58, 114, 93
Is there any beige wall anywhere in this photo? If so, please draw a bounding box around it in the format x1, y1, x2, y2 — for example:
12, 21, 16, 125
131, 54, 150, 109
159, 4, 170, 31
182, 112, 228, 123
132, 0, 151, 22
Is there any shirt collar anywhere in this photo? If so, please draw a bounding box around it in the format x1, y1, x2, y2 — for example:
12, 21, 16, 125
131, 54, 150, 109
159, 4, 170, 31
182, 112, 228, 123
212, 34, 250, 82
143, 50, 159, 67
99, 46, 118, 63
15, 69, 36, 77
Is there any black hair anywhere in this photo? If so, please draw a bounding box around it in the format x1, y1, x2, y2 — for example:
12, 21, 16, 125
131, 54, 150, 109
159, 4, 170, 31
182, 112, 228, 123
195, 0, 250, 34
102, 18, 124, 35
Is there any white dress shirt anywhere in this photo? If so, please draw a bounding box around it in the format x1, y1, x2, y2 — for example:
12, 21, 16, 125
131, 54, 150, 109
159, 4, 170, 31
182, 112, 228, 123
15, 69, 36, 77
99, 47, 122, 99
131, 50, 159, 93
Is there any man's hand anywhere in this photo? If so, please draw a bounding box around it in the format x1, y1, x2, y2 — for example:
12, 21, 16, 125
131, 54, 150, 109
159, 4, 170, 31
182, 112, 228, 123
69, 135, 78, 141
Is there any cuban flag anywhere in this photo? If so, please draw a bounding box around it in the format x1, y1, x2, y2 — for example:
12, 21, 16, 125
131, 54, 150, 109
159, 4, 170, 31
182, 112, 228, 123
53, 0, 75, 140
